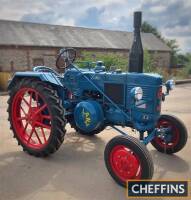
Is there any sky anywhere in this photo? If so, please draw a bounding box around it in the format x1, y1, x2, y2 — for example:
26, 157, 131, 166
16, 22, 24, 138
0, 0, 190, 52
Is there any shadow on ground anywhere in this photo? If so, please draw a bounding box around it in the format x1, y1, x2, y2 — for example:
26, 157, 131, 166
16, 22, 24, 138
1, 130, 189, 200
151, 149, 190, 179
0, 131, 125, 200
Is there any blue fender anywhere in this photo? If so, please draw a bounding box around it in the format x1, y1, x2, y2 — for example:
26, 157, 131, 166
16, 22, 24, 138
7, 71, 64, 90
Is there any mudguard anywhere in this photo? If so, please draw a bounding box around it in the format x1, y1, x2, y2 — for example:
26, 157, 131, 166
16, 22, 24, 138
7, 71, 64, 90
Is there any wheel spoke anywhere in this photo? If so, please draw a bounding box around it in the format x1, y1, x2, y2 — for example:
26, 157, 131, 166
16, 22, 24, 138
27, 127, 35, 144
42, 115, 51, 120
34, 129, 42, 144
20, 106, 28, 117
23, 97, 31, 108
32, 104, 47, 117
29, 91, 32, 107
23, 122, 29, 133
35, 121, 51, 130
41, 127, 47, 143
17, 117, 27, 121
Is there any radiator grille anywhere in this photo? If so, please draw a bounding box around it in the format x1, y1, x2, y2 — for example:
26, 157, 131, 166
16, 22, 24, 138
104, 83, 124, 105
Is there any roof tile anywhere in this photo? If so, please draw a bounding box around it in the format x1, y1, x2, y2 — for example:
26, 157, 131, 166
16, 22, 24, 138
0, 20, 171, 51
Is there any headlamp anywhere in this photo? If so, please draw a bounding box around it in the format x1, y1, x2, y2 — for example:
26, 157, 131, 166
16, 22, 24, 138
131, 87, 143, 101
165, 80, 175, 91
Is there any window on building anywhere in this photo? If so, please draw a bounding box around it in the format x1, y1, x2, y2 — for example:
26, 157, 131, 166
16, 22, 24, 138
33, 58, 44, 66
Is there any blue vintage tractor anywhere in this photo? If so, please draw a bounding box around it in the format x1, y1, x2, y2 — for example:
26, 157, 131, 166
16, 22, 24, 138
7, 12, 187, 187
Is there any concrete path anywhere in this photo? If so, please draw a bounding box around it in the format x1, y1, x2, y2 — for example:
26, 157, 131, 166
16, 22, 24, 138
0, 84, 191, 200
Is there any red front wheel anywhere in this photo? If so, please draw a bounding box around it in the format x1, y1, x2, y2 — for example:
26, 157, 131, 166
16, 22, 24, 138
104, 136, 154, 187
7, 78, 66, 157
151, 114, 188, 154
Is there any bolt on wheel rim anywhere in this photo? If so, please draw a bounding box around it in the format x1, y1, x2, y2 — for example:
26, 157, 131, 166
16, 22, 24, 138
12, 88, 52, 149
109, 145, 142, 181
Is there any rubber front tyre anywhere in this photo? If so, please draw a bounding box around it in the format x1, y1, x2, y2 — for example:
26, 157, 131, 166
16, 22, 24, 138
104, 135, 154, 187
151, 114, 187, 154
7, 78, 66, 157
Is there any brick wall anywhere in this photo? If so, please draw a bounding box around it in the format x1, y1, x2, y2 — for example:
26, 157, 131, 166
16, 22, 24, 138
0, 46, 58, 72
151, 51, 171, 68
0, 46, 171, 72
0, 47, 28, 72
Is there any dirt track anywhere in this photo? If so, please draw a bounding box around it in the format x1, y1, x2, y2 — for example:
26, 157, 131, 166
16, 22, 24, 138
0, 84, 191, 200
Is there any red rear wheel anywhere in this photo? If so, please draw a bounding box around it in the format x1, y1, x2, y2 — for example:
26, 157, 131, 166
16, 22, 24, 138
8, 79, 66, 157
151, 114, 187, 154
12, 88, 51, 150
104, 136, 153, 187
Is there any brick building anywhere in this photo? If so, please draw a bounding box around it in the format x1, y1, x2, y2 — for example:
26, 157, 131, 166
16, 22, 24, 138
0, 20, 171, 72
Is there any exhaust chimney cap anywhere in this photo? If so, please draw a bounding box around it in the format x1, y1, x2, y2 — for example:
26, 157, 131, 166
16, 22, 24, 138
134, 11, 142, 29
128, 11, 143, 73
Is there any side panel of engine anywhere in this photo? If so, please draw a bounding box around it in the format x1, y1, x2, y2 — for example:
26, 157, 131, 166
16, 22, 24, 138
63, 68, 163, 130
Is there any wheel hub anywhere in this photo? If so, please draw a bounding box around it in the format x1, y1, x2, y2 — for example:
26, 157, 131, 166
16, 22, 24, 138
110, 145, 140, 180
155, 120, 179, 148
27, 107, 43, 126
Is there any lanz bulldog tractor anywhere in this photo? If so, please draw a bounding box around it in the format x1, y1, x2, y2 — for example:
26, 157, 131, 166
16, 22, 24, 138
7, 12, 187, 187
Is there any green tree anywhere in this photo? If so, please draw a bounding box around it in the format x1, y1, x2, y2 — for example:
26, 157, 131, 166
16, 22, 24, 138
141, 21, 163, 40
76, 51, 128, 71
166, 39, 179, 54
183, 53, 191, 75
143, 49, 154, 72
177, 54, 189, 65
141, 21, 181, 66
165, 39, 180, 66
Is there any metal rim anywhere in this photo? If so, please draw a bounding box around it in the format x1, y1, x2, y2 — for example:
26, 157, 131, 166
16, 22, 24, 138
155, 119, 180, 149
11, 87, 52, 150
109, 145, 142, 181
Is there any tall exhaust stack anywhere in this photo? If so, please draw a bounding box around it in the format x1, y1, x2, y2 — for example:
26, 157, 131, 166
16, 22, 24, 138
128, 11, 143, 73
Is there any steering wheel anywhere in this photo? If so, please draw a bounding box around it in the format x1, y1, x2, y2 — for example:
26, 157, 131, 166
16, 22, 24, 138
56, 48, 76, 70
